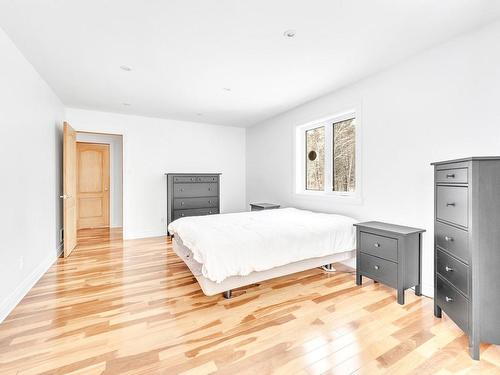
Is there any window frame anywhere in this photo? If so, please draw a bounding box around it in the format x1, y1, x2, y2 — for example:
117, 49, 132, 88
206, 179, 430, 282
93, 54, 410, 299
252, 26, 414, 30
294, 109, 362, 203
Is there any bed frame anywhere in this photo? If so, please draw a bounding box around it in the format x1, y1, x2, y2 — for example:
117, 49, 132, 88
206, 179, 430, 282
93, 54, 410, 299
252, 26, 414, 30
172, 236, 355, 298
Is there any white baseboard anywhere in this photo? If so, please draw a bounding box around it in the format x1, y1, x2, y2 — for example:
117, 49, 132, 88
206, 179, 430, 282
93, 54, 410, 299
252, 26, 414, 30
0, 242, 63, 323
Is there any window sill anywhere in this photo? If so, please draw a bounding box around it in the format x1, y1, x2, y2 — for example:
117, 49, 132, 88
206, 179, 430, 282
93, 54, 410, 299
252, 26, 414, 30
293, 191, 363, 205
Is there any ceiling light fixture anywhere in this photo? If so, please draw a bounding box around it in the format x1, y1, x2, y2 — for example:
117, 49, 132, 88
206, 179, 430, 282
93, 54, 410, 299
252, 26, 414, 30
120, 65, 132, 71
196, 113, 203, 116
122, 102, 131, 106
283, 29, 296, 38
223, 87, 232, 92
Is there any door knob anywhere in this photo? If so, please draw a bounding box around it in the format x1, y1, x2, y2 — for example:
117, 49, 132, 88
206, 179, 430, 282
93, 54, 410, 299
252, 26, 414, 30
374, 243, 380, 248
444, 236, 453, 242
59, 194, 71, 199
374, 265, 380, 270
445, 296, 453, 303
445, 266, 454, 272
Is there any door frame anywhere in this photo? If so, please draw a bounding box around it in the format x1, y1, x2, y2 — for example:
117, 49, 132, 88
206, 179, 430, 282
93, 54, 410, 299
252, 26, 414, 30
75, 131, 124, 233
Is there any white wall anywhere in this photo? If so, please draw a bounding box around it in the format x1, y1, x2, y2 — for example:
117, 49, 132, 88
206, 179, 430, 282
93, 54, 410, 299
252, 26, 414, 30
0, 27, 65, 322
66, 108, 246, 239
246, 21, 500, 297
76, 132, 123, 228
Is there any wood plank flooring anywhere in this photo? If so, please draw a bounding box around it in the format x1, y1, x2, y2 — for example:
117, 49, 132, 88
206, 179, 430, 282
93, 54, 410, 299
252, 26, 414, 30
0, 228, 499, 374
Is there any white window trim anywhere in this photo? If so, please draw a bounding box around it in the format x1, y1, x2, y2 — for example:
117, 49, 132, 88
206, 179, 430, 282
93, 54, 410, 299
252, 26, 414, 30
293, 108, 362, 204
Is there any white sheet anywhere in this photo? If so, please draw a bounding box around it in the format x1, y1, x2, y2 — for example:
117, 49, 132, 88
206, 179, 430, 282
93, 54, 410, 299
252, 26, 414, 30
167, 208, 357, 283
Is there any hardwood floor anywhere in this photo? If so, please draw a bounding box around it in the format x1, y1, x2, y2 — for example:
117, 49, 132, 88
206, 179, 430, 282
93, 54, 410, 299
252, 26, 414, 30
0, 229, 499, 374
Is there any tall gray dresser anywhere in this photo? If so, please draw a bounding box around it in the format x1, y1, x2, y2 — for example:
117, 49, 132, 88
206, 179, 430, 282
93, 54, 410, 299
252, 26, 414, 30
432, 157, 500, 360
166, 173, 221, 233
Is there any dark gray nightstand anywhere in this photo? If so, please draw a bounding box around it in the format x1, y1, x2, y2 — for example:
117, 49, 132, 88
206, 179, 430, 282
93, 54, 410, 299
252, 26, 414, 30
354, 221, 425, 305
250, 203, 280, 211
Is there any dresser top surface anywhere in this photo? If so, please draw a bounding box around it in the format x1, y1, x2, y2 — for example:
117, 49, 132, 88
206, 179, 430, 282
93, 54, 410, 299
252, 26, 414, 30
250, 203, 280, 208
431, 156, 500, 166
354, 221, 426, 235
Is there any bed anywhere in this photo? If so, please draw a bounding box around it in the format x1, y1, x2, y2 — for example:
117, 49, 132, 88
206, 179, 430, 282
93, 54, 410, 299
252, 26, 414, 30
167, 207, 357, 298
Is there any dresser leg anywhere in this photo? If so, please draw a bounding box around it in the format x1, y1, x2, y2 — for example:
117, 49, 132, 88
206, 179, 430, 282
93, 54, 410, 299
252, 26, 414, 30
397, 288, 405, 305
434, 303, 442, 318
469, 336, 480, 360
356, 274, 362, 285
415, 284, 422, 296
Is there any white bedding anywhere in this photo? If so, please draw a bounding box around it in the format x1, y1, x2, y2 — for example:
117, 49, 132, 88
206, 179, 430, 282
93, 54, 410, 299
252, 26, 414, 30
167, 207, 357, 283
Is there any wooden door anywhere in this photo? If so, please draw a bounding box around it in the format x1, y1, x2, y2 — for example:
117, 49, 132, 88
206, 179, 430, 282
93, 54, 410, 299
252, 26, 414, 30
76, 143, 110, 229
63, 122, 77, 257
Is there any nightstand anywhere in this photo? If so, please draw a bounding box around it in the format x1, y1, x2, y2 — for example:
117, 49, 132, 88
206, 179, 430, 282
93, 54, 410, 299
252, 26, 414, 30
250, 203, 280, 211
354, 221, 425, 305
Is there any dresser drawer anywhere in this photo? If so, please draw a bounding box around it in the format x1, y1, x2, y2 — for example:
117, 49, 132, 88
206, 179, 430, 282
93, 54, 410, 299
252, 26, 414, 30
436, 276, 469, 333
436, 186, 468, 227
173, 183, 218, 198
173, 197, 218, 210
436, 249, 469, 296
360, 232, 398, 262
196, 176, 218, 183
436, 168, 468, 184
359, 253, 397, 288
173, 176, 198, 183
173, 208, 219, 220
435, 221, 469, 264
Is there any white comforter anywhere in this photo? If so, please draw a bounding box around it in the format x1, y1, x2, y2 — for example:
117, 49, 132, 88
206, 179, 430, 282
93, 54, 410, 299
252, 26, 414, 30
168, 208, 357, 283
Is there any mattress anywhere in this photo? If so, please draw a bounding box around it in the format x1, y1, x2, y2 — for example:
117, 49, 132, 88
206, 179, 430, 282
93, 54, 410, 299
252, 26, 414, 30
168, 207, 357, 283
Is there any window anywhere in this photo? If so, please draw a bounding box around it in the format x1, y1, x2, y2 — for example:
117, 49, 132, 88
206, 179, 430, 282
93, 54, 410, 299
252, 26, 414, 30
295, 111, 359, 199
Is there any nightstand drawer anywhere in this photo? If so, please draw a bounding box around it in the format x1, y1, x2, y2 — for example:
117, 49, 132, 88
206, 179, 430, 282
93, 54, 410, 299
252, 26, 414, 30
435, 221, 469, 264
436, 248, 469, 296
436, 186, 468, 228
436, 276, 469, 333
436, 168, 468, 184
359, 253, 397, 288
360, 232, 398, 262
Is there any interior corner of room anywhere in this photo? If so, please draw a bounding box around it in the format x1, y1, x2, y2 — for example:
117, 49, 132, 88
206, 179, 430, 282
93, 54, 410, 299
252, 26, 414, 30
1, 1, 500, 372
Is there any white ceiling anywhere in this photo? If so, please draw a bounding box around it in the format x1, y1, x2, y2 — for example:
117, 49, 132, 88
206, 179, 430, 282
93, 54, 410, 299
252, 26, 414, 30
1, 1, 499, 127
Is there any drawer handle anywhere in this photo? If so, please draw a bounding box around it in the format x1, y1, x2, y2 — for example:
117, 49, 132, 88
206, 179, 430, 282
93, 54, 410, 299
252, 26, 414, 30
446, 202, 455, 207
180, 188, 184, 192
444, 236, 453, 242
374, 265, 380, 270
209, 211, 212, 214
446, 174, 455, 178
445, 266, 454, 272
181, 202, 185, 205
374, 243, 381, 248
445, 296, 454, 303
208, 188, 211, 191
208, 200, 212, 204
181, 213, 185, 217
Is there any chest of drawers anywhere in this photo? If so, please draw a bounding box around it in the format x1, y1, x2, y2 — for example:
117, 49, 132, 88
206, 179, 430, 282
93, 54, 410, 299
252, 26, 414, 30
354, 221, 425, 305
166, 173, 221, 233
432, 157, 500, 360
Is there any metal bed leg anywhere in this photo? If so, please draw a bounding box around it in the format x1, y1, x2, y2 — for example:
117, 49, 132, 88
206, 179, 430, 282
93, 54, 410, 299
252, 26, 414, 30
321, 263, 336, 272
223, 290, 232, 299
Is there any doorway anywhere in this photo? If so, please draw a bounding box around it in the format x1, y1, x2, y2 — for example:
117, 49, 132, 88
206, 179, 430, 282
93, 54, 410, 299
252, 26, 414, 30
62, 124, 123, 256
